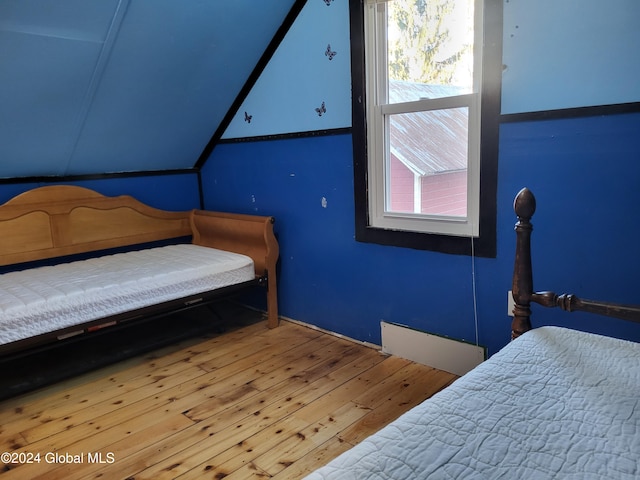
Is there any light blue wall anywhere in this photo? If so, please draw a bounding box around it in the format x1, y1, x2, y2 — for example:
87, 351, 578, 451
224, 0, 640, 130
203, 0, 640, 355
502, 0, 640, 113
223, 0, 352, 138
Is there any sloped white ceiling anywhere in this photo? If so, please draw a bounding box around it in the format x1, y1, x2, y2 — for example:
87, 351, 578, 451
0, 0, 299, 178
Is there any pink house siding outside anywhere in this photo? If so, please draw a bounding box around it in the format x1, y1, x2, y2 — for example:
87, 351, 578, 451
389, 153, 415, 212
390, 154, 466, 216
420, 170, 467, 216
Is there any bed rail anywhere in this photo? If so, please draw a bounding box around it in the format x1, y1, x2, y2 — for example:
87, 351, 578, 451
511, 187, 640, 339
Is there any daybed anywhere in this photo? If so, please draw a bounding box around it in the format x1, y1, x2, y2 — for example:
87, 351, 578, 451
0, 185, 279, 358
306, 187, 640, 479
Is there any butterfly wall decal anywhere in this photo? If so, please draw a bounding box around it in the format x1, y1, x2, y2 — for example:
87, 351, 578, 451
244, 111, 252, 123
323, 0, 334, 5
325, 44, 337, 61
315, 101, 327, 116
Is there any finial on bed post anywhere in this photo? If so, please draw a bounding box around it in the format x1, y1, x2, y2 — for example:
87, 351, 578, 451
511, 188, 536, 339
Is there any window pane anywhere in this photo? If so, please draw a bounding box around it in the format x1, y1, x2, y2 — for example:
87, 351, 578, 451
387, 0, 475, 103
387, 107, 468, 217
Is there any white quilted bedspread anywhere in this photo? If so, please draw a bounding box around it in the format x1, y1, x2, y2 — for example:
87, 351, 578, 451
305, 327, 640, 479
0, 244, 254, 346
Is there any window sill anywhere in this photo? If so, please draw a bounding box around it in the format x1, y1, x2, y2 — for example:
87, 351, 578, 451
355, 223, 496, 257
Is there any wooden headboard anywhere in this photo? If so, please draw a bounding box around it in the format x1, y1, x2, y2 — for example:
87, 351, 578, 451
511, 187, 640, 338
0, 185, 192, 266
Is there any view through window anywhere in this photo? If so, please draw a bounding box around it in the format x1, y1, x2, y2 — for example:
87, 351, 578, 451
366, 0, 480, 236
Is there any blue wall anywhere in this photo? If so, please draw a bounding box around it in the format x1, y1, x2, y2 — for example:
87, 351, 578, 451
0, 173, 201, 212
202, 0, 640, 356
496, 113, 640, 348
203, 114, 640, 356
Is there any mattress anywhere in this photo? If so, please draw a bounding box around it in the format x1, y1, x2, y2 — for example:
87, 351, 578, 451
0, 244, 254, 346
305, 326, 640, 479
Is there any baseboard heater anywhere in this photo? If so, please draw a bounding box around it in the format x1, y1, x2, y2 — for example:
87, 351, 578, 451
381, 321, 486, 376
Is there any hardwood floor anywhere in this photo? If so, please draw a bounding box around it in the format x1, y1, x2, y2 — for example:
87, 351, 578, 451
0, 305, 457, 479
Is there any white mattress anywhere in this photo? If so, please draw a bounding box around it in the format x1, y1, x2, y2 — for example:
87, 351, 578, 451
306, 327, 640, 479
0, 244, 254, 346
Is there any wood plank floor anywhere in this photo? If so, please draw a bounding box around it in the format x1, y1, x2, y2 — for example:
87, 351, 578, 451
0, 306, 457, 479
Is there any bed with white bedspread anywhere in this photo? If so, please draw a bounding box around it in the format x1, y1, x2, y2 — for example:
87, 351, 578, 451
306, 326, 640, 479
306, 188, 640, 479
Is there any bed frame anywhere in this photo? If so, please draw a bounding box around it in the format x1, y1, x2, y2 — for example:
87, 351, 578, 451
511, 187, 640, 338
0, 185, 279, 356
307, 187, 640, 479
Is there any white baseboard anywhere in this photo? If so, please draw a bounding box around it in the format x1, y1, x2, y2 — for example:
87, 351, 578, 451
381, 321, 486, 376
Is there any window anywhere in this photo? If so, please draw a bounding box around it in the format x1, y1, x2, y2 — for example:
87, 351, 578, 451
350, 0, 501, 256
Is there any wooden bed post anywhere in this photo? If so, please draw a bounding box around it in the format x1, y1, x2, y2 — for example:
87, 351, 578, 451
511, 188, 536, 339
264, 216, 280, 329
510, 187, 640, 338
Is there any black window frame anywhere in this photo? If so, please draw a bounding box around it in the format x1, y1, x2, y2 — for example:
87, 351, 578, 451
349, 0, 503, 257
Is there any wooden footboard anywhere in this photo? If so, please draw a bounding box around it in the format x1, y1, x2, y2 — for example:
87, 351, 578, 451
190, 210, 280, 328
511, 187, 640, 339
